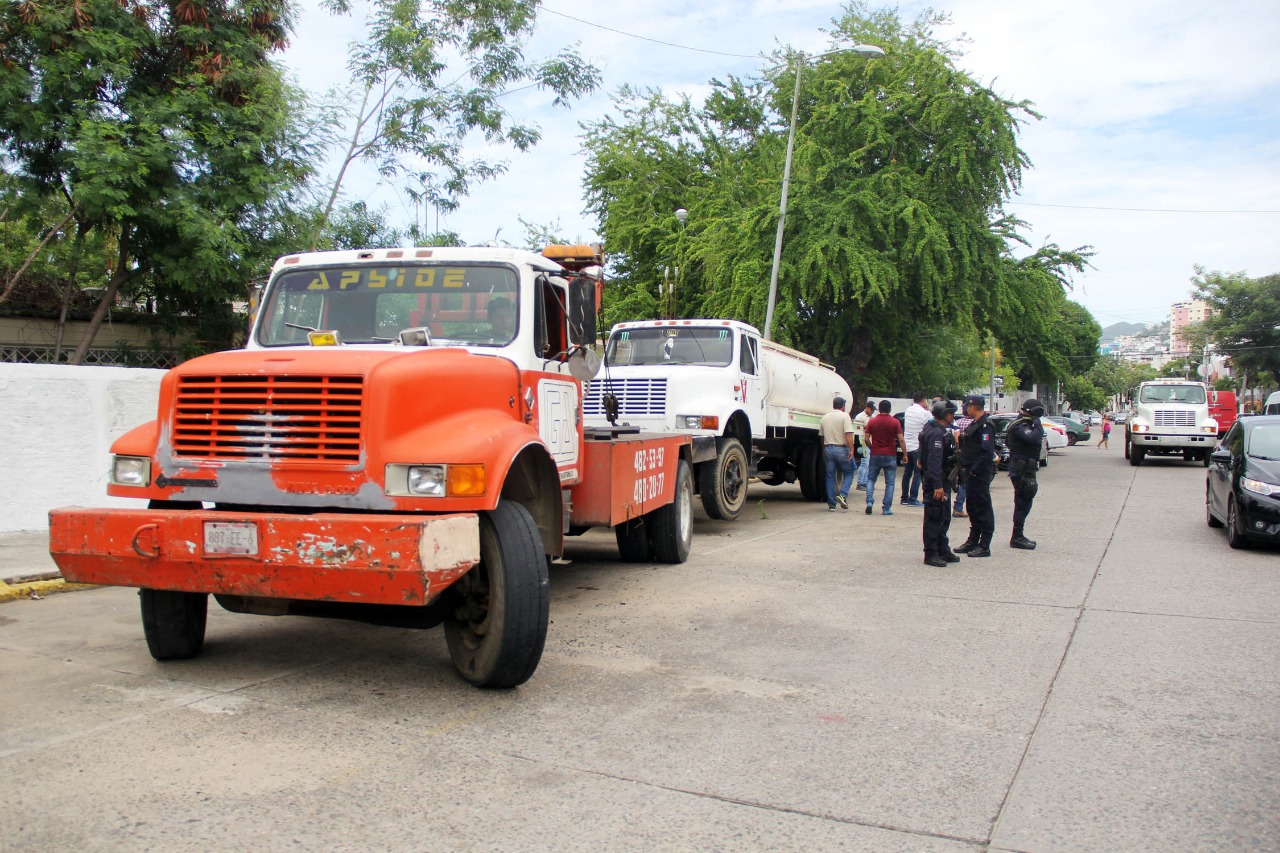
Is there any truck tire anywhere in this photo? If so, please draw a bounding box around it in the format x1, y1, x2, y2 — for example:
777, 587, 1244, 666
614, 516, 652, 562
1130, 445, 1144, 466
798, 442, 823, 501
445, 501, 549, 688
140, 589, 208, 660
1202, 449, 1212, 468
649, 458, 693, 563
699, 437, 748, 521
1124, 435, 1130, 460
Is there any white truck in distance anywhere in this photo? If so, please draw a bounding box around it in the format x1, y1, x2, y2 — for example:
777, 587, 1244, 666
583, 319, 853, 520
1125, 379, 1218, 467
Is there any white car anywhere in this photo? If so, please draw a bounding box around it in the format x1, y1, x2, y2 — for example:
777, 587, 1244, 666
1041, 417, 1069, 450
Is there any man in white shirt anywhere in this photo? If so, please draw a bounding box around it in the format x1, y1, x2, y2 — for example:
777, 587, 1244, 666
899, 391, 931, 507
853, 399, 875, 490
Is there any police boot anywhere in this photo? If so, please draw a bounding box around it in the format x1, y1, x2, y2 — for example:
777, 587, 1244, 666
923, 551, 948, 568
1010, 529, 1037, 550
940, 549, 962, 563
953, 541, 977, 554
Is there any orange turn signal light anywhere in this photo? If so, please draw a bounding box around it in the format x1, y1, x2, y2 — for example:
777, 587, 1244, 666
447, 464, 486, 496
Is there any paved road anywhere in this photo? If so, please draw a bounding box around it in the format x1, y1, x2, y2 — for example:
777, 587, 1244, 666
2, 446, 1277, 851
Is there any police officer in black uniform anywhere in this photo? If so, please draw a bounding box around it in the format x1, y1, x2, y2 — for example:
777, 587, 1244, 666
955, 394, 997, 558
1005, 398, 1046, 550
919, 401, 960, 567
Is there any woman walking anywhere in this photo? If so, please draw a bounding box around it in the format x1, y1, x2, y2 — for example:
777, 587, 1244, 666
1097, 415, 1112, 449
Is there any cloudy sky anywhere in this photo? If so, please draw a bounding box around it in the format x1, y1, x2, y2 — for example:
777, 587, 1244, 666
280, 0, 1280, 329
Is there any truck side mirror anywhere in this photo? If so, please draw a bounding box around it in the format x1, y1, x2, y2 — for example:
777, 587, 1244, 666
568, 278, 597, 347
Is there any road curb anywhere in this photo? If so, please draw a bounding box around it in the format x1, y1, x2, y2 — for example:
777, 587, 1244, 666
0, 577, 95, 603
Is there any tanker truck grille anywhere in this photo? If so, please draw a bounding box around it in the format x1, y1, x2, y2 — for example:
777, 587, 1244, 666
583, 378, 667, 416
1152, 409, 1197, 428
172, 374, 364, 462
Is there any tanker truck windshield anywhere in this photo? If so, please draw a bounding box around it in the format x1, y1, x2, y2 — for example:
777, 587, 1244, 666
1139, 384, 1207, 405
605, 327, 733, 367
257, 264, 519, 347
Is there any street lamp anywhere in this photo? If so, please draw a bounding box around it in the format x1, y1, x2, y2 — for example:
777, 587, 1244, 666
763, 43, 885, 341
667, 208, 688, 319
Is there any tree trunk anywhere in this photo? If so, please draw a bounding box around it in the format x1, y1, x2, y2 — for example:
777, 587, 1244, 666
53, 223, 88, 362
310, 82, 376, 250
841, 326, 876, 403
69, 237, 131, 364
0, 209, 76, 305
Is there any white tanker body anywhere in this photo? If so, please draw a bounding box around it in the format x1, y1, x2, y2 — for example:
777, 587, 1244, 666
584, 319, 852, 521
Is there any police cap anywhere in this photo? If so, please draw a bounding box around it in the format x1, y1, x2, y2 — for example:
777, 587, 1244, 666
962, 394, 986, 410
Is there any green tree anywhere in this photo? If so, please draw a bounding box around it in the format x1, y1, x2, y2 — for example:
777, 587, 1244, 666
0, 0, 309, 361
1061, 374, 1106, 412
311, 0, 601, 246
1195, 267, 1280, 379
581, 3, 1091, 398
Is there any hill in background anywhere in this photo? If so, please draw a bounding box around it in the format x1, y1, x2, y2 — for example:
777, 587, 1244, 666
1100, 321, 1150, 343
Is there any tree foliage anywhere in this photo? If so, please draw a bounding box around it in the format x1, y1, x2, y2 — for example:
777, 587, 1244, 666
311, 0, 601, 245
580, 3, 1093, 396
0, 0, 310, 360
1194, 267, 1280, 379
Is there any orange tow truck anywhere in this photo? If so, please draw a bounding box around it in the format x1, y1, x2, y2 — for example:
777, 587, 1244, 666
49, 245, 692, 687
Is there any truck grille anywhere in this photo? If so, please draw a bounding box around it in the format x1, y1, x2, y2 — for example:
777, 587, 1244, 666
1152, 409, 1197, 429
583, 378, 667, 417
173, 375, 363, 462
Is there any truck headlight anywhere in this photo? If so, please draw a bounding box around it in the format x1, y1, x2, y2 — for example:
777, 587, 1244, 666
1201, 423, 1219, 433
1131, 423, 1149, 433
678, 415, 719, 430
407, 465, 447, 496
111, 455, 151, 487
386, 464, 486, 498
1242, 477, 1280, 497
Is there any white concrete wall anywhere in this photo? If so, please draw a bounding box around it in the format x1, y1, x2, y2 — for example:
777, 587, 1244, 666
0, 364, 164, 533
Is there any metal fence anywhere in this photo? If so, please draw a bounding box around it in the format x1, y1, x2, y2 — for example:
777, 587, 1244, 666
0, 344, 183, 369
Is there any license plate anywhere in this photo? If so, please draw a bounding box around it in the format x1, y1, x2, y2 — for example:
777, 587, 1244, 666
203, 522, 259, 556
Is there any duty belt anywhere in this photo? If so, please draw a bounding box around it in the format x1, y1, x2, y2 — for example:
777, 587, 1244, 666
1009, 457, 1036, 475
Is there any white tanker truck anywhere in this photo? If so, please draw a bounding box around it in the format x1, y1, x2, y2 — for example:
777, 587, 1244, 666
583, 319, 853, 520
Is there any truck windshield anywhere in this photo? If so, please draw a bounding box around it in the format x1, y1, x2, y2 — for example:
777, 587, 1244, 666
1138, 385, 1207, 405
256, 264, 519, 347
605, 327, 734, 366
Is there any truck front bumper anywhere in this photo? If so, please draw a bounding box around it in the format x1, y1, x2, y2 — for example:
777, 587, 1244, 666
48, 507, 480, 606
1131, 433, 1216, 450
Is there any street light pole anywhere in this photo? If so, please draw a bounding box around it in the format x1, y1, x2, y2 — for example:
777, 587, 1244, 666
763, 43, 885, 341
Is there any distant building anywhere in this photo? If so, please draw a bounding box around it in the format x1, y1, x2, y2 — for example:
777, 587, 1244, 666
1170, 299, 1212, 358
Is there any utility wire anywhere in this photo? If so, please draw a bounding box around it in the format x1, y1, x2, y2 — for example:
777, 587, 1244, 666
541, 7, 761, 59
1010, 201, 1280, 215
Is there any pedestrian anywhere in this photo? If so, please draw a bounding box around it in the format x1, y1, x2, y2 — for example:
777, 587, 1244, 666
854, 400, 875, 490
899, 392, 930, 507
819, 397, 857, 511
863, 399, 908, 516
1005, 398, 1046, 550
951, 402, 971, 519
954, 394, 997, 557
1097, 415, 1111, 449
919, 401, 961, 567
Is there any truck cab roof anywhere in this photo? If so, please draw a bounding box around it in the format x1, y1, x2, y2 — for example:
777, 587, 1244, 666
271, 246, 569, 275
610, 318, 762, 337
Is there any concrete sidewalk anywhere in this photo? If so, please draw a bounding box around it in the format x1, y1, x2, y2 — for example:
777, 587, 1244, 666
0, 529, 78, 602
0, 529, 59, 583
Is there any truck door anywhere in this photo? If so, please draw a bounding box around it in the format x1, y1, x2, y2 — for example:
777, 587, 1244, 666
739, 332, 766, 436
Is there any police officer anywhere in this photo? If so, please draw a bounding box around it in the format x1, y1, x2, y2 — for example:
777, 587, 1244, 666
919, 401, 960, 567
1005, 398, 1046, 550
955, 394, 997, 557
